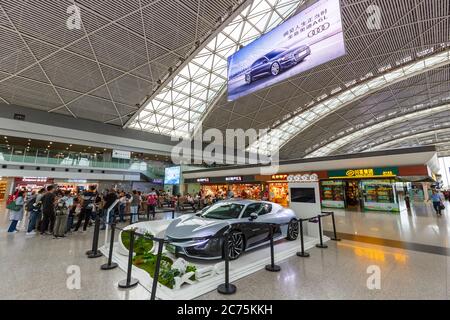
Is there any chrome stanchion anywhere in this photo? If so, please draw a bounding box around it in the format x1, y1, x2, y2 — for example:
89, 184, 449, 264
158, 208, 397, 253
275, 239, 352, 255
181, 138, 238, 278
265, 224, 281, 272
101, 223, 118, 270
118, 229, 139, 289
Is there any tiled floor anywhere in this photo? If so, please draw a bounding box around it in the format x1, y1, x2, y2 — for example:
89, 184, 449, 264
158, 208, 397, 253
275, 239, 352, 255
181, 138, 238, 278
0, 202, 449, 300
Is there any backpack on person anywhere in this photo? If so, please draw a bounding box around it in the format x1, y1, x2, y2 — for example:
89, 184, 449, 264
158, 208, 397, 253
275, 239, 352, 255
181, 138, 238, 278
55, 199, 68, 216
147, 193, 157, 206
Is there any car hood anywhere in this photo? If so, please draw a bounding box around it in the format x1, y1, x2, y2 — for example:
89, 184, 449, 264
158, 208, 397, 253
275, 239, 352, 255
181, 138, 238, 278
165, 214, 230, 239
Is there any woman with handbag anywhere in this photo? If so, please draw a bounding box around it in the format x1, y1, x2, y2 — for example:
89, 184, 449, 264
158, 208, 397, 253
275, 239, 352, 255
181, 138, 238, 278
7, 191, 25, 233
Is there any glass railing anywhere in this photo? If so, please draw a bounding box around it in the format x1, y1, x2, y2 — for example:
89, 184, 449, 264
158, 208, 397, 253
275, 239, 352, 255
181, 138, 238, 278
0, 145, 166, 178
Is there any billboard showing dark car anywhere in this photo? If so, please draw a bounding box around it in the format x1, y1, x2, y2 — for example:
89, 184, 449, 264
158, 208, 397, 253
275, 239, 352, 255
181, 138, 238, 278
227, 0, 346, 101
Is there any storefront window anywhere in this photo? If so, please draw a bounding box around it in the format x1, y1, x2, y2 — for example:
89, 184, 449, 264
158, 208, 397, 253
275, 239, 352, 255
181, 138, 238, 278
269, 183, 289, 207
321, 180, 345, 209
361, 180, 399, 212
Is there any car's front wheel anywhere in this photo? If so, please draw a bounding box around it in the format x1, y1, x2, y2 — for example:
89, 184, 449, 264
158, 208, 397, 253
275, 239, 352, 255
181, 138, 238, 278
271, 62, 281, 76
286, 219, 299, 240
225, 231, 244, 260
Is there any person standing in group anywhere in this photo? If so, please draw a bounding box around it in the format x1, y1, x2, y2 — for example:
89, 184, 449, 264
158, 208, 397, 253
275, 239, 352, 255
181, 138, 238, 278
431, 189, 445, 216
40, 186, 56, 235
130, 190, 140, 224
74, 185, 98, 233
67, 196, 80, 233
118, 192, 127, 222
53, 191, 71, 238
33, 188, 45, 232
25, 189, 44, 236
147, 188, 158, 220
103, 189, 118, 225
7, 191, 25, 233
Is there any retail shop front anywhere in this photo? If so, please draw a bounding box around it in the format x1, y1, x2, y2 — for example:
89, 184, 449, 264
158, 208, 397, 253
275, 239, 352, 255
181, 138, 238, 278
54, 179, 98, 193
320, 165, 433, 212
257, 172, 328, 207
14, 177, 55, 194
185, 176, 264, 200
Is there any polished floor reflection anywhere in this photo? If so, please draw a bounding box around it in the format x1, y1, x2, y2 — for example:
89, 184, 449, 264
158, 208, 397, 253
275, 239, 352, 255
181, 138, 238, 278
323, 201, 450, 248
0, 202, 449, 300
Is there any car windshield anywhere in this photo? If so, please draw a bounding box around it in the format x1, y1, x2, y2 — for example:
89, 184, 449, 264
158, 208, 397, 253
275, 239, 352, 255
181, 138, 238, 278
265, 48, 287, 60
201, 203, 245, 220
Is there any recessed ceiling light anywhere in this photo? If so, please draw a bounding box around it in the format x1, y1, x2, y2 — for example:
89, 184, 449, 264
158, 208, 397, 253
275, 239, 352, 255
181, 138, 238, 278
49, 142, 53, 145
69, 144, 72, 147
4, 136, 7, 139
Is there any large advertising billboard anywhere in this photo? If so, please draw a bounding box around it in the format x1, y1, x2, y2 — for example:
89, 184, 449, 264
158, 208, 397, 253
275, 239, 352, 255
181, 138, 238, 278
164, 166, 181, 185
227, 0, 346, 101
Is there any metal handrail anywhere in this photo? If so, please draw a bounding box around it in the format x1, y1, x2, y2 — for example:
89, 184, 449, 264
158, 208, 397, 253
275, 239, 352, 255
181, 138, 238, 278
0, 145, 166, 176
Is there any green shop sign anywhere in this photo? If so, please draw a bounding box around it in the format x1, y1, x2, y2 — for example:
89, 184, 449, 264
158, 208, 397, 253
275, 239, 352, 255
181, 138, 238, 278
328, 167, 399, 179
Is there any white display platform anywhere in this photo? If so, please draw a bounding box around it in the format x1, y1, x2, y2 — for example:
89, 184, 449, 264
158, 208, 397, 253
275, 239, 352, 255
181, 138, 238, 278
100, 220, 328, 300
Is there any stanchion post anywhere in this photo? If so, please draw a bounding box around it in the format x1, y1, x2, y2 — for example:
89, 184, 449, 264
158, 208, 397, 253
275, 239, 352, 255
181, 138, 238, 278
330, 212, 341, 241
217, 231, 237, 295
316, 215, 328, 249
118, 229, 139, 289
265, 224, 281, 272
297, 219, 310, 258
101, 223, 118, 270
87, 213, 103, 258
150, 238, 164, 300
172, 210, 175, 220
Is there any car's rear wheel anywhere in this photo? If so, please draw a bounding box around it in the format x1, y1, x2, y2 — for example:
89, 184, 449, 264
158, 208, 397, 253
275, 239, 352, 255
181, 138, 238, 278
225, 231, 244, 260
286, 219, 299, 240
271, 62, 281, 76
245, 73, 252, 84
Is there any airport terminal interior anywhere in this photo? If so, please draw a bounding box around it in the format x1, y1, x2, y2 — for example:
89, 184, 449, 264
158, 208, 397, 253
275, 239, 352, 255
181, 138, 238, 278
1, 0, 450, 302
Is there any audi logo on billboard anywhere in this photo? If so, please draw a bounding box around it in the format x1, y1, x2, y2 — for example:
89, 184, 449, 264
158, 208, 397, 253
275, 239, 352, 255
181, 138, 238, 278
307, 22, 331, 38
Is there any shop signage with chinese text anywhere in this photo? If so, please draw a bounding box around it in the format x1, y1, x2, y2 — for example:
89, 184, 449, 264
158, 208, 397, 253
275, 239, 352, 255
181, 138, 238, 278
328, 167, 399, 179
112, 150, 131, 160
196, 178, 210, 183
271, 174, 288, 181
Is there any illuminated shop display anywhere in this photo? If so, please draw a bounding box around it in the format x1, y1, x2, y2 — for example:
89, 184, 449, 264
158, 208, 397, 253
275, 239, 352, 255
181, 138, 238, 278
361, 180, 399, 212
0, 179, 7, 202
320, 180, 345, 209
268, 182, 289, 207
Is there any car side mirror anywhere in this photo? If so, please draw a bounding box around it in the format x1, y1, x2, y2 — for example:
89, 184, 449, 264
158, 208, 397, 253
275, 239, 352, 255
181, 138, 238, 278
249, 212, 258, 221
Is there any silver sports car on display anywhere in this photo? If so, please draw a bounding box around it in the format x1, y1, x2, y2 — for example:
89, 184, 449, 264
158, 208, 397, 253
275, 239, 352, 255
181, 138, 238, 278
165, 200, 299, 260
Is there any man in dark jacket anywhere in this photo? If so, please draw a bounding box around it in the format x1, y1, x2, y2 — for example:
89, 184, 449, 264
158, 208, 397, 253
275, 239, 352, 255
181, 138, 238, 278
103, 189, 118, 226
40, 185, 56, 235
